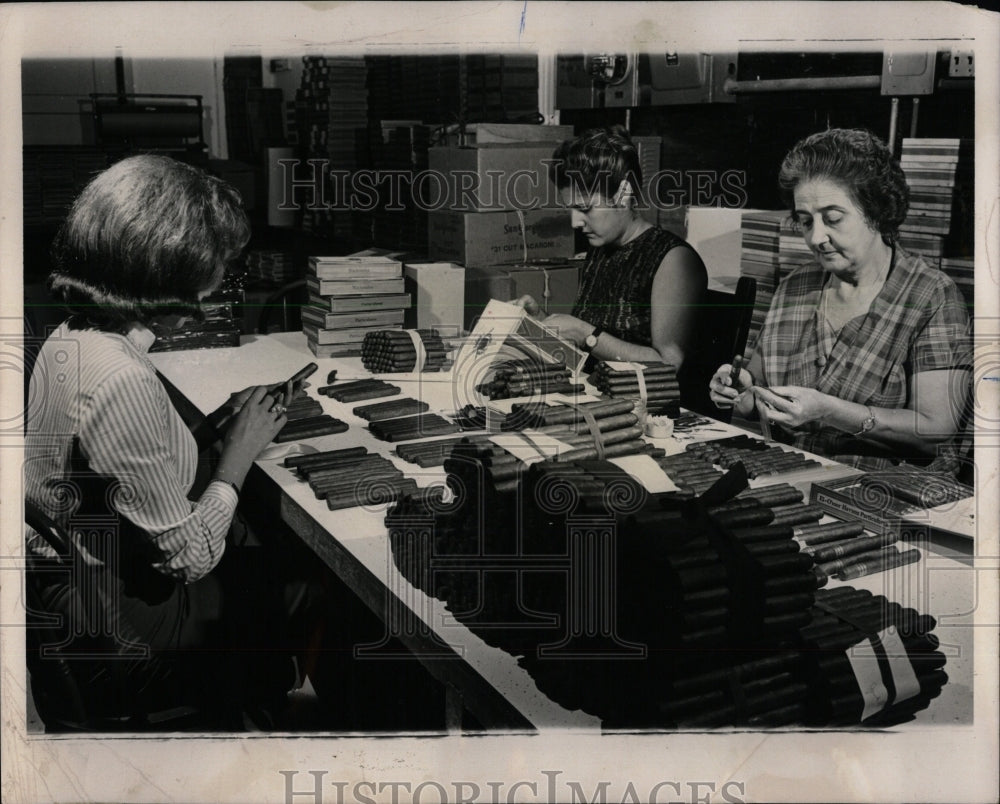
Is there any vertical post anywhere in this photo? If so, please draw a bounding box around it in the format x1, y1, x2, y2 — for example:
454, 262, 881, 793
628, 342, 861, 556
910, 97, 921, 138
888, 97, 900, 155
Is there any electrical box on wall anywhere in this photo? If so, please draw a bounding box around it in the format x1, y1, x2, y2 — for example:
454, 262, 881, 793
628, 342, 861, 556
881, 51, 937, 95
556, 53, 736, 109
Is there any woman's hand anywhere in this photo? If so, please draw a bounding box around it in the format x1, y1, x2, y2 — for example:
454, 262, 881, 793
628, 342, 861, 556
709, 363, 754, 409
540, 313, 592, 346
214, 387, 289, 489
509, 294, 546, 319
753, 385, 832, 429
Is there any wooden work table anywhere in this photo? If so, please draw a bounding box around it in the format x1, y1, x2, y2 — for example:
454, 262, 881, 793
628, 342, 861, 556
150, 332, 977, 731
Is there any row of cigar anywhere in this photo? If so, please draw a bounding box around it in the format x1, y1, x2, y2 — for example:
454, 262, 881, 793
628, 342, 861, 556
800, 586, 947, 726
707, 489, 921, 586
360, 329, 451, 373
367, 413, 462, 442
352, 397, 429, 422
316, 378, 401, 403
283, 445, 420, 509
587, 360, 680, 414
273, 393, 349, 443
476, 358, 584, 400
685, 434, 823, 478
859, 465, 974, 509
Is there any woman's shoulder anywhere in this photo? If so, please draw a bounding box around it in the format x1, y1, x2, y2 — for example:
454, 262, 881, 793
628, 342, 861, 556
41, 324, 156, 390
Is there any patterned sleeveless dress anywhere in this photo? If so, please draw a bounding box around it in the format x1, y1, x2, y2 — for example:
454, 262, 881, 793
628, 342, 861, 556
571, 226, 694, 347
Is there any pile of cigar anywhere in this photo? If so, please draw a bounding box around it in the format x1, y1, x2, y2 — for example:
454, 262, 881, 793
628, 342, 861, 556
283, 446, 419, 510
859, 465, 974, 509
385, 457, 945, 728
800, 586, 948, 726
316, 378, 400, 403
587, 360, 679, 414
274, 394, 348, 442
475, 358, 583, 400
360, 329, 451, 373
684, 433, 823, 478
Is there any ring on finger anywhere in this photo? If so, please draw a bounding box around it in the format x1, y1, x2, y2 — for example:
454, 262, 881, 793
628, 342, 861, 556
271, 404, 287, 415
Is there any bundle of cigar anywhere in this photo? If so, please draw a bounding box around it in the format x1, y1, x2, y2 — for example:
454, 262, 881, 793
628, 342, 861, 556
395, 436, 469, 467
281, 394, 324, 421
587, 360, 680, 414
283, 446, 418, 509
475, 358, 584, 400
316, 378, 401, 403
273, 389, 348, 442
367, 413, 462, 442
441, 430, 662, 495
352, 397, 429, 422
654, 650, 811, 729
859, 465, 973, 509
360, 329, 451, 373
684, 434, 823, 478
798, 586, 947, 726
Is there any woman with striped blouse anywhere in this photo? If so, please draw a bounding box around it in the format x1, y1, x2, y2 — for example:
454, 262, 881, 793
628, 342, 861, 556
24, 155, 303, 726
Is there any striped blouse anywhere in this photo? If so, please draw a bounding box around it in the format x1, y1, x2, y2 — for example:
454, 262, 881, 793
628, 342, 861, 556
24, 322, 236, 583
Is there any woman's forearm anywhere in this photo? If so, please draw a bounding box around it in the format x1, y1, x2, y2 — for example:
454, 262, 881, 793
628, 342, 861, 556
591, 332, 681, 366
820, 396, 954, 456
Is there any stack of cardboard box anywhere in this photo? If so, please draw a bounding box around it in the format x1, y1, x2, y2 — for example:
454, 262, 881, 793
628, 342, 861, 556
426, 124, 580, 331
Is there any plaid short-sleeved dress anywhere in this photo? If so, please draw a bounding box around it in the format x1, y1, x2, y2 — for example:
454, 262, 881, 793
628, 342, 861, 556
758, 247, 972, 469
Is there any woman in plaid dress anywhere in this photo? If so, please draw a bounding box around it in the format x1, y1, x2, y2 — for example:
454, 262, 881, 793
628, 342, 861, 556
710, 129, 971, 471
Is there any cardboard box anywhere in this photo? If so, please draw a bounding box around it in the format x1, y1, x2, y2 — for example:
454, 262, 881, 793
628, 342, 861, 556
402, 261, 466, 334
462, 260, 581, 331
468, 123, 573, 146
427, 144, 561, 212
428, 208, 574, 267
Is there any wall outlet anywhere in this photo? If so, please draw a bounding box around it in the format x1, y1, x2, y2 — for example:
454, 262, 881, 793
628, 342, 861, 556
948, 50, 974, 78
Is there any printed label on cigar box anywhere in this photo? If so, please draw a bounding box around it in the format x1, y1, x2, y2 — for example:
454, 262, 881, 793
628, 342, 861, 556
609, 455, 679, 493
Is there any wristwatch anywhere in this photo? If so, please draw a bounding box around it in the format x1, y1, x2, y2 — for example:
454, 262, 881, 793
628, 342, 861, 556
582, 326, 603, 353
852, 406, 877, 437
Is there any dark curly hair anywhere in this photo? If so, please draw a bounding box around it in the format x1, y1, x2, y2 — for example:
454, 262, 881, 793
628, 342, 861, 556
549, 125, 644, 204
49, 155, 250, 331
778, 128, 909, 246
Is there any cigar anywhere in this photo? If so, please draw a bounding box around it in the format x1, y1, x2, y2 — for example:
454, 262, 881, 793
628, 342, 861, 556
744, 540, 801, 557
815, 547, 897, 577
806, 531, 899, 563
353, 398, 431, 421
729, 525, 795, 543
285, 445, 368, 469
712, 507, 775, 529
274, 418, 349, 442
793, 520, 867, 545
768, 503, 825, 527
325, 477, 419, 510
835, 548, 921, 581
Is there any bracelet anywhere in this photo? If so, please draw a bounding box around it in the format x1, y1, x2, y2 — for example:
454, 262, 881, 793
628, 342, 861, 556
213, 477, 241, 496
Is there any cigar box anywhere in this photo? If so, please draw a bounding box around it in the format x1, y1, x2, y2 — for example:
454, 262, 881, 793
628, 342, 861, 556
809, 473, 975, 542
462, 259, 581, 332
427, 208, 574, 267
